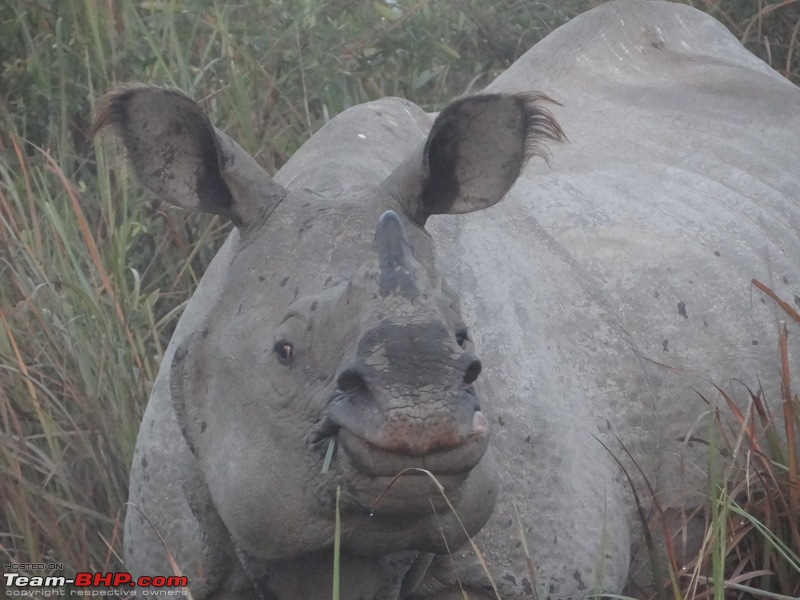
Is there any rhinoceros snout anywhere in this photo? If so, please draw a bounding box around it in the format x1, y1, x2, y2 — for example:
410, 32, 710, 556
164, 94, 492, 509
338, 357, 481, 389
327, 354, 488, 465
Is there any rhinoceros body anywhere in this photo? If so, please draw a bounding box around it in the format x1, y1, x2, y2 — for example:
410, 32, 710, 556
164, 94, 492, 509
109, 1, 800, 599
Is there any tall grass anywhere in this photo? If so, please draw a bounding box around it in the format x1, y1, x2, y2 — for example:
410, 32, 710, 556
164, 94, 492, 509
622, 288, 800, 599
675, 308, 800, 599
1, 0, 798, 593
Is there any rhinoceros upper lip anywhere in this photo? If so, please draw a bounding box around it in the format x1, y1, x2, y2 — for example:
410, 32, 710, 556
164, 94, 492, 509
334, 418, 489, 478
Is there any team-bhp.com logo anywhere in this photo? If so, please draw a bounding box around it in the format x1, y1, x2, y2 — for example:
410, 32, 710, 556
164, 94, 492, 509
4, 566, 188, 596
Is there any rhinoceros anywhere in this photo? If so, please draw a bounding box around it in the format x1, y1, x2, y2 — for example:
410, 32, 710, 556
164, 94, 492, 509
95, 1, 799, 598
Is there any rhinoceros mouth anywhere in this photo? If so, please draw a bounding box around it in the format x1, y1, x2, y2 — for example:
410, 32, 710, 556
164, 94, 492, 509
335, 416, 489, 478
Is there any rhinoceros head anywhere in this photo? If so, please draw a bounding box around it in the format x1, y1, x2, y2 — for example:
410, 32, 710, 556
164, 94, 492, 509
93, 87, 562, 563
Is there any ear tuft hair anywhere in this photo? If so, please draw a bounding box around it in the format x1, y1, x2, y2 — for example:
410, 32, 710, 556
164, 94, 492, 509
515, 92, 568, 166
91, 83, 165, 140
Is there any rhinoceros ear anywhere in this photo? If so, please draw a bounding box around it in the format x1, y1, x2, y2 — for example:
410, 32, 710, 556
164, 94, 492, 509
386, 93, 565, 224
92, 86, 286, 229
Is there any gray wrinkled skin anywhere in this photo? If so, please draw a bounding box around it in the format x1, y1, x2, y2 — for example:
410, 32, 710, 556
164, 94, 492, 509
107, 2, 799, 599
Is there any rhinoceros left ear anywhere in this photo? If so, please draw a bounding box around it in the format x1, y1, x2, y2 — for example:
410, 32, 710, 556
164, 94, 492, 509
385, 93, 565, 224
92, 86, 286, 229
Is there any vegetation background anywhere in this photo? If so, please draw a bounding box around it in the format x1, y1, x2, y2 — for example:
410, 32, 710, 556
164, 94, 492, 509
1, 0, 798, 597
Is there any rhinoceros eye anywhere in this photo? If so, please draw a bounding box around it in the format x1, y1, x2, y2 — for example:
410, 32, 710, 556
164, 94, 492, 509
455, 326, 470, 348
273, 340, 295, 364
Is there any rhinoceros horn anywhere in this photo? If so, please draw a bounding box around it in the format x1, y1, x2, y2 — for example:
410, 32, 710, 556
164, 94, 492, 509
375, 210, 419, 298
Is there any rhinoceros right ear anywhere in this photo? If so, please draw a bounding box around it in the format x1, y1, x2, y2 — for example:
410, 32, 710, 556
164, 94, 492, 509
92, 86, 286, 229
385, 93, 565, 224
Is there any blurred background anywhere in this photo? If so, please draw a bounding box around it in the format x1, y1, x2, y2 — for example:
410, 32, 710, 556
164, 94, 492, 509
1, 0, 798, 586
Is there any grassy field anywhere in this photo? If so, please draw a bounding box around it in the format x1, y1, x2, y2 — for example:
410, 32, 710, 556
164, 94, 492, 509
1, 1, 799, 598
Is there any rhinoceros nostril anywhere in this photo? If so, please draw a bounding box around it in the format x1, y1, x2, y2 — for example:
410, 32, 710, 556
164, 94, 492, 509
463, 358, 482, 384
337, 367, 367, 393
